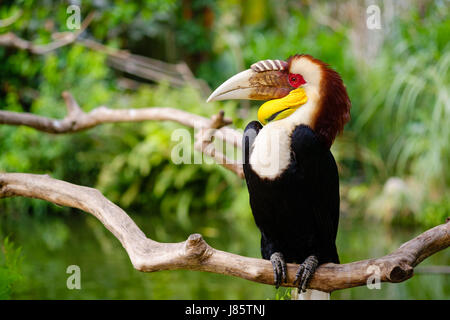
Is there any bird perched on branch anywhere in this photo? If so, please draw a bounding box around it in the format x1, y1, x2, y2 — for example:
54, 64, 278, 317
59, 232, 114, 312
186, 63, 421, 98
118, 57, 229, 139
207, 54, 351, 298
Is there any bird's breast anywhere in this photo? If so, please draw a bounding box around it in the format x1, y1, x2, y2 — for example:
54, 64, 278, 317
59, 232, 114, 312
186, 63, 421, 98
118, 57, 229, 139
249, 98, 319, 180
249, 123, 293, 180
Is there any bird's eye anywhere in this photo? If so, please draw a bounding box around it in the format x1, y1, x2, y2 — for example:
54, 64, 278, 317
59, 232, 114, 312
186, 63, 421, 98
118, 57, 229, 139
288, 73, 306, 88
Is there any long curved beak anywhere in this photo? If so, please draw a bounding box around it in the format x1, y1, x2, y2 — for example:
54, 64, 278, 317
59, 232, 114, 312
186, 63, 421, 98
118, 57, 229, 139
207, 69, 292, 102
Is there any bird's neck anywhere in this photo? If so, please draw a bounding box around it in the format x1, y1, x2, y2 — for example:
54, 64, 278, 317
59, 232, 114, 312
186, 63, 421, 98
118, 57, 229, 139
276, 85, 320, 133
249, 87, 324, 180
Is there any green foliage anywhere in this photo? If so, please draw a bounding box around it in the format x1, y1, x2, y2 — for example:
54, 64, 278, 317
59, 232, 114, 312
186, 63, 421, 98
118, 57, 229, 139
419, 199, 450, 228
0, 238, 23, 299
274, 287, 292, 300
353, 29, 450, 192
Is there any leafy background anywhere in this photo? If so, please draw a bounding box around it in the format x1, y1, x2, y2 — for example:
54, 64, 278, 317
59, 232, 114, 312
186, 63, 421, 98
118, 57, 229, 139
0, 0, 449, 299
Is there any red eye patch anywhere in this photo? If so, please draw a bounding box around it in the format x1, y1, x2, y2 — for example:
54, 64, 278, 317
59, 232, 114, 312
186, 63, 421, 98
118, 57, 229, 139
288, 73, 306, 88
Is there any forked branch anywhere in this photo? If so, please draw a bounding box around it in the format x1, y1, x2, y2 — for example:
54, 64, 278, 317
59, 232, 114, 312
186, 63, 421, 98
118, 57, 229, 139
0, 92, 244, 177
0, 173, 448, 292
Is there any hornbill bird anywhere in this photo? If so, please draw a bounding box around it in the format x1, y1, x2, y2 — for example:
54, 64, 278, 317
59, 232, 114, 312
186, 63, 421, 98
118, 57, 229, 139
207, 54, 351, 295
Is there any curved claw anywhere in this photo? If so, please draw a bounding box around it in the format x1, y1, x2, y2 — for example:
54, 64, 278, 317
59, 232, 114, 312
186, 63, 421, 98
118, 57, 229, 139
270, 252, 287, 289
294, 255, 318, 293
293, 264, 304, 286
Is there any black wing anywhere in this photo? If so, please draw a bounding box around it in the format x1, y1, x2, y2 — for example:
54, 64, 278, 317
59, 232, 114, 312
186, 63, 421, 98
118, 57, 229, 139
291, 125, 340, 263
242, 121, 262, 172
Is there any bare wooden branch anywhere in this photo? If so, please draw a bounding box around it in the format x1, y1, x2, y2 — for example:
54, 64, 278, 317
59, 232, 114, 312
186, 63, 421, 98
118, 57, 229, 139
0, 20, 211, 95
0, 92, 243, 177
0, 12, 95, 54
193, 110, 243, 178
0, 10, 22, 28
0, 173, 448, 292
78, 39, 211, 96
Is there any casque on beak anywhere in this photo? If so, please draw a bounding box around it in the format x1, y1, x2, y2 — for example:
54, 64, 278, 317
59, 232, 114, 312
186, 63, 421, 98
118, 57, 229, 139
206, 68, 292, 103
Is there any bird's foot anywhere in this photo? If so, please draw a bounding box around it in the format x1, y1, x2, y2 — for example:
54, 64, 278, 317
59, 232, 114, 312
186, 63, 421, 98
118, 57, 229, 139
270, 252, 287, 289
293, 255, 318, 293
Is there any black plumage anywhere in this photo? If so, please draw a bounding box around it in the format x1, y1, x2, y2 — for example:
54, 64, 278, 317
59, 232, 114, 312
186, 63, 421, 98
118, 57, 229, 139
243, 121, 340, 266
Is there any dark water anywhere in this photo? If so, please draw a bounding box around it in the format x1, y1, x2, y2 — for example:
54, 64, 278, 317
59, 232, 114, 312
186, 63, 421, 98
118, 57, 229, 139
3, 208, 449, 300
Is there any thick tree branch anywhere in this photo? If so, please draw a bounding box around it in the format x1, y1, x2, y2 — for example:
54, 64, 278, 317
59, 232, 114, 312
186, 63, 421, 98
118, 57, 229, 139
0, 173, 448, 292
0, 92, 244, 178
